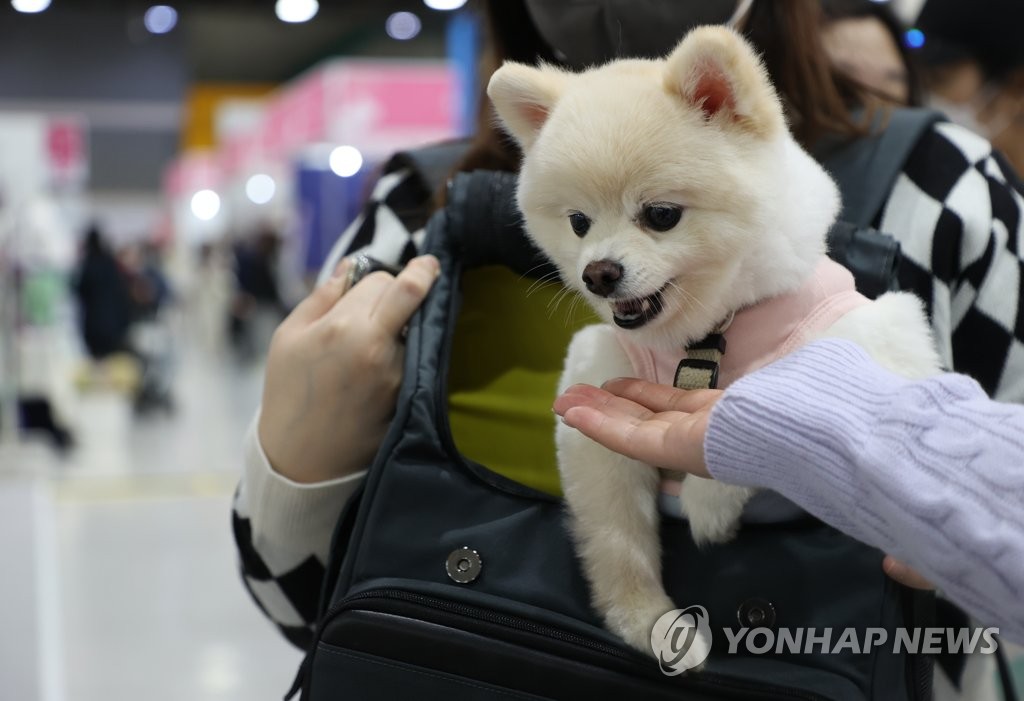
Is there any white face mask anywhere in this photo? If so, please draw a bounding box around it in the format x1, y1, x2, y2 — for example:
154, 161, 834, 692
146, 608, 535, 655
926, 87, 1006, 141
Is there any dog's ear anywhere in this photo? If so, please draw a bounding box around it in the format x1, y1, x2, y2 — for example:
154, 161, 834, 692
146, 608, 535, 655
664, 26, 784, 138
487, 62, 568, 149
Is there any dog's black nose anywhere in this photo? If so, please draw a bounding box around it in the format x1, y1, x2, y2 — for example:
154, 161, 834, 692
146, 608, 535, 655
582, 260, 623, 297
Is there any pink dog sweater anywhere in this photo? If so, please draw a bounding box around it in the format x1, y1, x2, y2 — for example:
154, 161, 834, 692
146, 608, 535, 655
614, 257, 870, 500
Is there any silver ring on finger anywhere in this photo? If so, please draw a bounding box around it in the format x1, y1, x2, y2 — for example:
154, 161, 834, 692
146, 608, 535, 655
343, 253, 402, 294
343, 254, 368, 294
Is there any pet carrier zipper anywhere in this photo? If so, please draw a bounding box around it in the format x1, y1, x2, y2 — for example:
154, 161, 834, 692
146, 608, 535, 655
326, 587, 629, 658
310, 587, 833, 701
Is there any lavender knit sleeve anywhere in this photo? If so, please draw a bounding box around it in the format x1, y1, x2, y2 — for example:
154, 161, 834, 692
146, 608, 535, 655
705, 338, 1024, 642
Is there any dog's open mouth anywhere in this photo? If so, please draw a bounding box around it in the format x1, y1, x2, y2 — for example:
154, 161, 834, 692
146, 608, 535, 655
612, 285, 668, 329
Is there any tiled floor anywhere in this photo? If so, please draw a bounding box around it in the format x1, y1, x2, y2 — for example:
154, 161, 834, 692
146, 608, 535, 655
56, 487, 301, 700
0, 340, 302, 700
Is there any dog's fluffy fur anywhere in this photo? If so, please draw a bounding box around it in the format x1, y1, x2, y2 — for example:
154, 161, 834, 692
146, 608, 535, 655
488, 27, 940, 665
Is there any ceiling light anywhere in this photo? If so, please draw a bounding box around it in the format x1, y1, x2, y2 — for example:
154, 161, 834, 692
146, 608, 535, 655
275, 0, 318, 23
245, 174, 276, 205
11, 0, 52, 12
144, 5, 178, 34
386, 11, 421, 41
329, 146, 363, 178
191, 190, 221, 221
423, 0, 467, 9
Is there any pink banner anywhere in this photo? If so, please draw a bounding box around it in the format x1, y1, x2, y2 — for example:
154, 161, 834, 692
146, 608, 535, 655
204, 59, 458, 187
163, 152, 221, 198
324, 63, 456, 157
46, 118, 88, 186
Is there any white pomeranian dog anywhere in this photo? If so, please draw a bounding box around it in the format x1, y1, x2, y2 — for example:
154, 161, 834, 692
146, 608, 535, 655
488, 26, 940, 667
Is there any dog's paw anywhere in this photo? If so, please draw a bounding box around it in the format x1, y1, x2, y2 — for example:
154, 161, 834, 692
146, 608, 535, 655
680, 479, 752, 545
688, 514, 741, 546
605, 594, 676, 653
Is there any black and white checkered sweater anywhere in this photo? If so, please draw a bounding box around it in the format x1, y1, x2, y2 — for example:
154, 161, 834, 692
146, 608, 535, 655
233, 122, 1024, 648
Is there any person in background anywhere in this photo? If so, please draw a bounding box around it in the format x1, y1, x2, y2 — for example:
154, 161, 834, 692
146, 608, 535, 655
821, 0, 923, 106
553, 337, 1024, 645
230, 227, 288, 361
917, 0, 1024, 175
124, 241, 176, 415
73, 225, 132, 361
128, 242, 173, 321
234, 7, 1024, 693
189, 242, 234, 353
7, 193, 78, 452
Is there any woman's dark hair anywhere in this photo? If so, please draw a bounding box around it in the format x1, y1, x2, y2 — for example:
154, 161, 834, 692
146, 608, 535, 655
449, 0, 877, 191
744, 0, 877, 145
448, 0, 557, 176
820, 0, 924, 106
916, 0, 1024, 81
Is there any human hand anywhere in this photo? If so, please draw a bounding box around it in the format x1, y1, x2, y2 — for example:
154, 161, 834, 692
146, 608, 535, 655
883, 555, 934, 590
258, 255, 440, 484
553, 378, 723, 479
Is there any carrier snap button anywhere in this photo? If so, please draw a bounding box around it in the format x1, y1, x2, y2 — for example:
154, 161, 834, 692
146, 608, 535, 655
737, 598, 777, 628
446, 547, 482, 584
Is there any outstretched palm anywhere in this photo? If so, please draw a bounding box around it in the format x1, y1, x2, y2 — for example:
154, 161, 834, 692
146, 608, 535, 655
553, 378, 722, 479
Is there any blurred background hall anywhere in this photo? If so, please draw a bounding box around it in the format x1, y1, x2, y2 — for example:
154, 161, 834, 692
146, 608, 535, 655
0, 0, 1021, 699
0, 1, 471, 698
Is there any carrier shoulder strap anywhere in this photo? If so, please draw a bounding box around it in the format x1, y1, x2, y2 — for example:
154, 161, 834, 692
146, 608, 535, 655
816, 108, 946, 298
818, 107, 946, 228
383, 139, 472, 192
390, 153, 557, 281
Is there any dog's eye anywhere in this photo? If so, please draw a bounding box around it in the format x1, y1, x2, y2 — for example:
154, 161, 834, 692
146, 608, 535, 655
568, 212, 591, 237
641, 204, 683, 232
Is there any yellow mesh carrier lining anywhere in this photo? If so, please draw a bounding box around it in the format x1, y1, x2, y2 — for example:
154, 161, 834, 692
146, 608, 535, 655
447, 266, 598, 495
